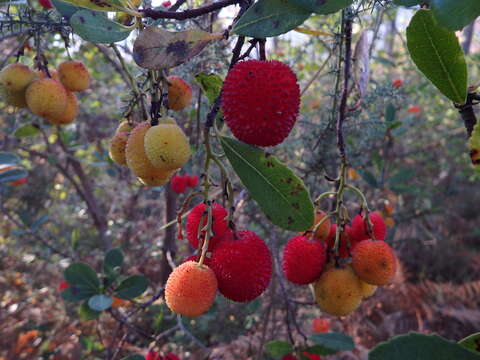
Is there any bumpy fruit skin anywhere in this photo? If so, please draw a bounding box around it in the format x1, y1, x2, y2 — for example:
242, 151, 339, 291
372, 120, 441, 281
314, 265, 363, 316
144, 123, 191, 170
167, 76, 192, 111
282, 235, 326, 285
116, 120, 133, 134
171, 175, 188, 193
359, 280, 377, 298
326, 224, 357, 258
351, 240, 397, 286
351, 211, 387, 242
138, 170, 174, 187
186, 203, 229, 250
109, 131, 129, 165
146, 351, 161, 360
312, 317, 330, 333
311, 211, 331, 241
164, 261, 218, 317
210, 230, 272, 302
0, 63, 36, 92
26, 78, 67, 118
221, 60, 300, 147
46, 90, 78, 125
57, 61, 90, 92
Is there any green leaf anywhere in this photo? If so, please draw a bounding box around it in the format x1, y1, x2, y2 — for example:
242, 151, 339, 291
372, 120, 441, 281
431, 0, 480, 31
64, 262, 100, 291
70, 10, 132, 44
459, 332, 480, 354
114, 275, 148, 300
0, 152, 20, 165
220, 137, 314, 232
389, 168, 415, 186
232, 0, 311, 38
121, 355, 145, 360
291, 0, 353, 14
61, 285, 97, 302
369, 333, 480, 360
14, 124, 40, 138
88, 294, 112, 311
406, 9, 467, 104
358, 169, 378, 188
71, 228, 80, 250
385, 103, 396, 124
104, 248, 124, 271
0, 169, 27, 183
310, 333, 355, 355
194, 73, 223, 105
52, 0, 82, 18
79, 301, 101, 321
265, 341, 294, 357
393, 0, 424, 6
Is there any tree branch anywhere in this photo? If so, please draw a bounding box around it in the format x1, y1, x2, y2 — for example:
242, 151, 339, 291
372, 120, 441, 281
142, 0, 240, 20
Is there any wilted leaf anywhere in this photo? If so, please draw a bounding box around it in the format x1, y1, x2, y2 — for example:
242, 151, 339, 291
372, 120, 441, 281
70, 10, 133, 43
353, 30, 370, 97
294, 27, 334, 36
133, 27, 223, 70
468, 122, 480, 168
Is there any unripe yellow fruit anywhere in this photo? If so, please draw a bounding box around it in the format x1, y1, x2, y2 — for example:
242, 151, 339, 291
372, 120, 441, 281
57, 61, 90, 92
359, 280, 377, 298
0, 63, 36, 92
109, 131, 129, 165
116, 120, 134, 134
0, 85, 27, 108
167, 76, 192, 111
314, 265, 363, 316
144, 123, 191, 170
26, 79, 67, 118
138, 169, 174, 187
46, 91, 78, 125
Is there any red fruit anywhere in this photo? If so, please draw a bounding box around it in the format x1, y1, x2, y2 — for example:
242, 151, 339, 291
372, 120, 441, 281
350, 212, 387, 242
282, 235, 326, 285
326, 224, 357, 258
39, 0, 53, 8
187, 175, 199, 188
186, 203, 229, 250
58, 281, 70, 291
303, 353, 321, 360
146, 351, 162, 360
221, 60, 300, 147
311, 317, 330, 333
171, 175, 188, 193
164, 353, 180, 360
210, 230, 272, 302
392, 79, 403, 88
282, 356, 298, 360
162, 0, 171, 7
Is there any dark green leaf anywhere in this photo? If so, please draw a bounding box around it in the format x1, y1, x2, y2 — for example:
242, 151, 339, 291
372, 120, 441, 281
265, 341, 294, 357
121, 355, 145, 360
61, 285, 97, 302
358, 169, 378, 188
220, 137, 314, 232
64, 262, 100, 291
385, 103, 396, 123
389, 168, 415, 185
79, 301, 101, 321
291, 0, 353, 14
114, 275, 148, 300
310, 333, 355, 355
52, 0, 82, 18
387, 121, 402, 131
458, 332, 480, 354
406, 9, 467, 104
0, 152, 20, 165
0, 169, 27, 183
70, 10, 132, 44
369, 333, 480, 360
393, 0, 424, 6
14, 124, 40, 138
88, 294, 112, 311
194, 73, 223, 105
104, 248, 124, 271
232, 0, 311, 38
431, 0, 480, 31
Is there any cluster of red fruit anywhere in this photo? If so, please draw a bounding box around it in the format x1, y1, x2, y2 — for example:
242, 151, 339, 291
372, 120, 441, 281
164, 203, 272, 317
283, 211, 397, 316
170, 174, 198, 193
146, 350, 179, 360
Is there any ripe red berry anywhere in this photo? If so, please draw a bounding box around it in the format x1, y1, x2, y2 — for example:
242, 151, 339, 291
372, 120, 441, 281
171, 175, 188, 193
164, 353, 180, 360
303, 353, 321, 360
282, 356, 298, 360
39, 0, 53, 9
282, 235, 326, 285
162, 0, 171, 7
326, 224, 357, 258
392, 79, 403, 88
146, 351, 162, 360
210, 230, 272, 302
186, 203, 229, 250
350, 212, 387, 242
312, 317, 330, 333
352, 240, 397, 286
187, 175, 199, 187
221, 60, 300, 146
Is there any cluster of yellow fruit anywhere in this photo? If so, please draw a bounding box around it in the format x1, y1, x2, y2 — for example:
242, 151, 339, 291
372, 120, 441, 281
108, 75, 193, 186
0, 61, 90, 125
109, 118, 191, 186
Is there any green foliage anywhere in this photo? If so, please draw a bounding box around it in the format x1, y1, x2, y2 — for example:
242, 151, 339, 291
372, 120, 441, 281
52, 0, 82, 18
79, 301, 102, 320
406, 9, 467, 104
104, 247, 124, 272
368, 333, 480, 360
194, 73, 223, 105
114, 274, 149, 300
431, 0, 480, 31
63, 262, 100, 301
265, 341, 294, 357
13, 124, 40, 138
220, 136, 314, 232
88, 294, 113, 311
393, 0, 424, 6
291, 0, 353, 14
309, 333, 355, 355
459, 332, 480, 354
70, 10, 132, 43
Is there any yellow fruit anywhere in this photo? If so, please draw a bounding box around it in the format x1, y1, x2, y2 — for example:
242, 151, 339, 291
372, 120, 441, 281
46, 91, 78, 125
0, 63, 36, 92
314, 265, 363, 316
137, 169, 174, 187
158, 116, 177, 125
144, 123, 191, 170
0, 85, 27, 108
36, 69, 59, 81
351, 240, 397, 286
167, 76, 192, 111
310, 211, 331, 242
359, 280, 377, 298
165, 261, 218, 317
116, 120, 134, 134
25, 79, 67, 118
57, 61, 90, 92
109, 131, 129, 165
